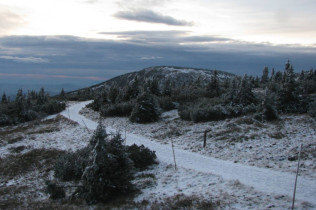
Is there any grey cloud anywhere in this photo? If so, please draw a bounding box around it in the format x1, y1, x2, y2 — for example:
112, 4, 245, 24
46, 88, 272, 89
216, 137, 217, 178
100, 30, 187, 45
114, 9, 193, 26
0, 35, 315, 81
99, 30, 316, 56
0, 8, 25, 35
0, 55, 49, 63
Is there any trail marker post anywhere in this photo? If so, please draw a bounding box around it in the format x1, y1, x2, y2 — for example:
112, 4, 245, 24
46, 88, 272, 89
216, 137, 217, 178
171, 138, 177, 170
291, 144, 303, 210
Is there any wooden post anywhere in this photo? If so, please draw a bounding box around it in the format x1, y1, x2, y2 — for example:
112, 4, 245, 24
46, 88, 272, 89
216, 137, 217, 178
203, 129, 211, 148
171, 139, 177, 170
203, 131, 207, 148
82, 120, 90, 134
292, 144, 303, 210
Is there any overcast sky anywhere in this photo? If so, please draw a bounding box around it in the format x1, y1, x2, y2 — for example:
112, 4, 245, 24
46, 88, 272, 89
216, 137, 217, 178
0, 0, 316, 94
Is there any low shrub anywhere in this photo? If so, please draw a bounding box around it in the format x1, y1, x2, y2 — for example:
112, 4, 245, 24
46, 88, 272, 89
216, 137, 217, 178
157, 96, 176, 111
100, 101, 134, 117
54, 147, 90, 181
308, 100, 316, 118
127, 144, 157, 170
179, 100, 257, 123
45, 181, 65, 200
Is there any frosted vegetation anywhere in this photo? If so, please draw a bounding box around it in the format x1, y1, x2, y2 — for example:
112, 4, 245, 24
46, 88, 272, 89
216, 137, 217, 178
0, 61, 315, 208
83, 61, 316, 124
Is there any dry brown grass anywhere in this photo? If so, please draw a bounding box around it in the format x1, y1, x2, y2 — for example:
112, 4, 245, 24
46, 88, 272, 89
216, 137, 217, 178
149, 194, 218, 209
0, 148, 65, 178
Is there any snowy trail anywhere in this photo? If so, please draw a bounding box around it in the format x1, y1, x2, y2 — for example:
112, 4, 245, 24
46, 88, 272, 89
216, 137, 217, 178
61, 101, 316, 206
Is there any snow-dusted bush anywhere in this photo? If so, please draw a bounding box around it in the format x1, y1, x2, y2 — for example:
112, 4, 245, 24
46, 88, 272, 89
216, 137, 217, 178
157, 96, 176, 111
0, 113, 11, 126
179, 100, 257, 122
127, 144, 157, 170
54, 147, 90, 181
100, 101, 134, 117
262, 104, 279, 121
308, 100, 316, 118
81, 124, 133, 204
52, 122, 157, 204
129, 93, 161, 123
45, 181, 65, 200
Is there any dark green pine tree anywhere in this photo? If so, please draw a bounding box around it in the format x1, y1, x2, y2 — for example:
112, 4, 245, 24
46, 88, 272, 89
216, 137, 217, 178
37, 87, 48, 105
108, 86, 119, 103
206, 70, 221, 97
148, 79, 160, 96
123, 76, 140, 101
1, 92, 7, 104
277, 60, 301, 113
233, 75, 257, 106
60, 88, 66, 99
82, 122, 132, 204
129, 93, 160, 123
261, 66, 269, 84
15, 89, 25, 112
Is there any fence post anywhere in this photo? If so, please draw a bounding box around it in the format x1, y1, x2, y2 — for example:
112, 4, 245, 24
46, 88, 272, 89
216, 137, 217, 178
203, 129, 211, 148
291, 144, 303, 210
82, 119, 90, 134
171, 138, 177, 170
203, 131, 207, 148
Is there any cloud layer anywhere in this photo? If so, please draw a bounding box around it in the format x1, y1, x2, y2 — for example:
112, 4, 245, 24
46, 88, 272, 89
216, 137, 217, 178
0, 8, 25, 36
0, 55, 48, 63
114, 9, 193, 26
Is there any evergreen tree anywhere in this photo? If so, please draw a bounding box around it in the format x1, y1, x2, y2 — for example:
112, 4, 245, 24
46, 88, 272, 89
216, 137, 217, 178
261, 66, 269, 84
162, 80, 172, 97
233, 75, 257, 106
129, 93, 160, 123
37, 87, 48, 105
15, 89, 25, 112
60, 88, 65, 99
261, 89, 278, 121
273, 71, 283, 83
1, 92, 7, 104
277, 60, 301, 113
148, 79, 160, 96
271, 68, 275, 80
82, 122, 133, 204
123, 77, 140, 101
108, 86, 119, 103
206, 70, 221, 97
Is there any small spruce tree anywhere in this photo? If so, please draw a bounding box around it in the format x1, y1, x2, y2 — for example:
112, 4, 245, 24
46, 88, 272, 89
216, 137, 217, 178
129, 93, 160, 123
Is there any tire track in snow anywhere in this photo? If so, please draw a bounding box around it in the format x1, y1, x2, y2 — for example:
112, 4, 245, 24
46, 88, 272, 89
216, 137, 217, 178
61, 101, 316, 207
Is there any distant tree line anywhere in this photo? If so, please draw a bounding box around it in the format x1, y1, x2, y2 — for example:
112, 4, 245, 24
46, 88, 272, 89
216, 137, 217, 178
87, 60, 316, 123
0, 88, 66, 126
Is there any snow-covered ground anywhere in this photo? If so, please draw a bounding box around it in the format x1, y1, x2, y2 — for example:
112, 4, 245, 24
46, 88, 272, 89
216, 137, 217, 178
80, 105, 316, 179
0, 101, 315, 209
78, 101, 316, 208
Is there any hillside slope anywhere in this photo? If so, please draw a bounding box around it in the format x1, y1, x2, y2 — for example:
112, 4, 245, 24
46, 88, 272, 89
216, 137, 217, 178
70, 66, 235, 94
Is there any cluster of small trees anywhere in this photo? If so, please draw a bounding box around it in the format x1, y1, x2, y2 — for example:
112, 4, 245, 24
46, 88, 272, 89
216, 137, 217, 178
88, 60, 315, 123
0, 88, 66, 126
51, 122, 157, 204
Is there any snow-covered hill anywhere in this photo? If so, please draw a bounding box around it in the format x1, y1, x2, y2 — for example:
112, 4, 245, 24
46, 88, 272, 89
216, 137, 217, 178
69, 66, 235, 94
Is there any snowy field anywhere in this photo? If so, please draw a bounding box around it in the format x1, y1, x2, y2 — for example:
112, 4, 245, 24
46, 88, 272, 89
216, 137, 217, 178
80, 106, 316, 179
0, 101, 315, 209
